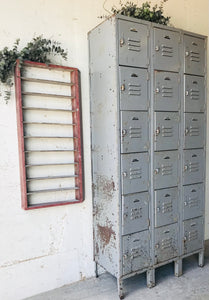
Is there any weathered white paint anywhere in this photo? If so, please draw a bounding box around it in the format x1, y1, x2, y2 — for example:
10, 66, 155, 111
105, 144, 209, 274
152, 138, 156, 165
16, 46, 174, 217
0, 1, 208, 299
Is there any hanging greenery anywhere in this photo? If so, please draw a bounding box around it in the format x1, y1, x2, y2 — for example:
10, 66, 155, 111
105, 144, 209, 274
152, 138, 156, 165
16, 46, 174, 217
0, 36, 67, 102
100, 0, 171, 25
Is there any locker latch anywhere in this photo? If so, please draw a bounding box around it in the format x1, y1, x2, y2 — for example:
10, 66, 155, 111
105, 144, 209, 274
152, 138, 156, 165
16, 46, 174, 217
120, 38, 125, 47
155, 127, 160, 136
154, 168, 160, 175
155, 45, 160, 51
122, 129, 127, 136
121, 84, 125, 91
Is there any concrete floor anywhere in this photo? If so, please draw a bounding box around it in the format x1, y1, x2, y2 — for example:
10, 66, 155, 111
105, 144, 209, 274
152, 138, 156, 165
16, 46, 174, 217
26, 241, 209, 300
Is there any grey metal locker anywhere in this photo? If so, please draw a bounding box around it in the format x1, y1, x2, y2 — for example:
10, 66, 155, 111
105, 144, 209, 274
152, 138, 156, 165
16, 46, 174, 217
184, 75, 205, 112
154, 71, 180, 111
89, 15, 206, 299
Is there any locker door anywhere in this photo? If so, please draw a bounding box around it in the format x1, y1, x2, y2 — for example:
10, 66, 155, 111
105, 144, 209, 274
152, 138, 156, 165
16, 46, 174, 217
122, 192, 149, 235
121, 152, 149, 194
183, 183, 204, 220
121, 111, 149, 153
153, 28, 180, 72
154, 223, 178, 264
183, 149, 204, 185
183, 217, 204, 254
183, 113, 204, 149
118, 20, 149, 67
184, 35, 205, 76
122, 230, 150, 275
154, 71, 180, 111
154, 187, 178, 227
154, 112, 179, 151
184, 75, 205, 112
119, 66, 148, 111
153, 151, 178, 189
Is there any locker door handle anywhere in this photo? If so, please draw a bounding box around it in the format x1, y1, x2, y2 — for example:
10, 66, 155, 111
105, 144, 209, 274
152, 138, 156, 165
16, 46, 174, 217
185, 51, 190, 57
122, 172, 128, 177
121, 84, 125, 91
130, 28, 138, 32
185, 90, 189, 96
155, 127, 160, 136
156, 207, 160, 212
184, 201, 188, 206
155, 45, 160, 51
185, 128, 189, 135
155, 87, 160, 93
120, 38, 125, 47
154, 168, 160, 175
184, 165, 188, 171
122, 129, 127, 136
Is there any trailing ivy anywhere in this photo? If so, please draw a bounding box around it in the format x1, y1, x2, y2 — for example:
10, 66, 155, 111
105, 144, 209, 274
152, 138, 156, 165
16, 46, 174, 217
0, 36, 67, 102
100, 0, 170, 25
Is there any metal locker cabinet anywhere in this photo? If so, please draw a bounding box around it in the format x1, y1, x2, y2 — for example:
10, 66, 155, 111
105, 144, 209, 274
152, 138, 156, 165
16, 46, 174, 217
183, 217, 204, 255
184, 75, 205, 112
89, 15, 206, 299
121, 111, 149, 153
154, 112, 179, 151
153, 150, 179, 189
119, 66, 149, 111
118, 19, 149, 67
183, 113, 204, 149
154, 187, 178, 227
154, 223, 179, 264
154, 71, 180, 111
183, 183, 204, 220
153, 28, 180, 72
183, 35, 205, 76
122, 192, 149, 235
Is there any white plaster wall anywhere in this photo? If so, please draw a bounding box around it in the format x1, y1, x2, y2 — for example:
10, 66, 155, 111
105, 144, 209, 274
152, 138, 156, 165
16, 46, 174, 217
0, 1, 208, 299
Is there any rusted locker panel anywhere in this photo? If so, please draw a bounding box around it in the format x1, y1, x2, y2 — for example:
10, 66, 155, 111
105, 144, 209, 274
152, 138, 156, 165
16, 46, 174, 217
122, 192, 149, 235
118, 20, 149, 67
184, 35, 205, 76
183, 217, 204, 254
122, 230, 150, 275
154, 112, 179, 151
121, 152, 149, 194
183, 113, 204, 149
119, 66, 149, 111
154, 187, 178, 228
89, 18, 120, 277
153, 28, 180, 72
154, 71, 180, 111
153, 151, 178, 189
184, 75, 205, 112
182, 149, 204, 185
183, 183, 204, 220
121, 111, 149, 153
154, 223, 179, 264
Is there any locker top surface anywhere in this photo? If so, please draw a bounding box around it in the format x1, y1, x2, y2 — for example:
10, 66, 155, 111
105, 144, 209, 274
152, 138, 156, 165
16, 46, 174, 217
88, 14, 207, 40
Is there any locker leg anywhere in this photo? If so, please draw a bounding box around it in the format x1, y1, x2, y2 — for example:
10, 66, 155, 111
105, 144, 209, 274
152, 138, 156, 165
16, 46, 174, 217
95, 262, 99, 278
117, 277, 125, 299
147, 268, 155, 288
198, 250, 204, 267
174, 259, 182, 277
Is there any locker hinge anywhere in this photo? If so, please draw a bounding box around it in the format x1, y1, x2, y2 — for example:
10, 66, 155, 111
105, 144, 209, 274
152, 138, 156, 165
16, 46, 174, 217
148, 219, 150, 227
147, 72, 150, 80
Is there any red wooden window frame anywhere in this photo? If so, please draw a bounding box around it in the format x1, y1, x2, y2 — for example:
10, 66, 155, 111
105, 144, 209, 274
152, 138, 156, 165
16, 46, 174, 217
15, 60, 84, 209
